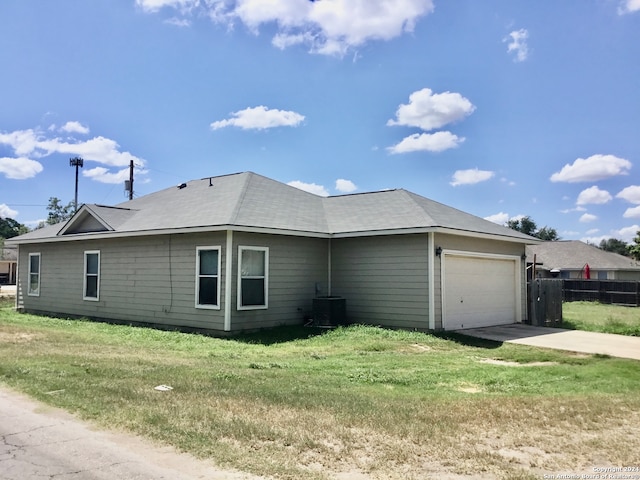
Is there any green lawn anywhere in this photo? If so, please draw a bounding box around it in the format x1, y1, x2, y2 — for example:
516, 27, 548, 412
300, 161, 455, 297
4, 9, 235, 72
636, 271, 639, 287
562, 301, 640, 335
1, 299, 640, 479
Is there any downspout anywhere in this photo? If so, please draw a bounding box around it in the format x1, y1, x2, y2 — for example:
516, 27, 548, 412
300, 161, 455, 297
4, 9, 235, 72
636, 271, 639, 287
327, 237, 332, 296
14, 247, 19, 310
224, 230, 233, 331
428, 232, 435, 330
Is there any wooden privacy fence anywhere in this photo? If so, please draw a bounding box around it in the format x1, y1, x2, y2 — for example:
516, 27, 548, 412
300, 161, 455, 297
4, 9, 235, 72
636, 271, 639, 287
528, 279, 563, 327
562, 280, 640, 306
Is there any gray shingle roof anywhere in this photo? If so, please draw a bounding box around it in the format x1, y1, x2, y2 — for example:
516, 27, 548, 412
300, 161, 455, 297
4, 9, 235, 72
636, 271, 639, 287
9, 172, 537, 243
527, 240, 640, 271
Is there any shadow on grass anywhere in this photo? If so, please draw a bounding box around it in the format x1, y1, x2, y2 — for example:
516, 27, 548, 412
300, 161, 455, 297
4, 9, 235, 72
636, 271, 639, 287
434, 331, 503, 350
230, 325, 331, 345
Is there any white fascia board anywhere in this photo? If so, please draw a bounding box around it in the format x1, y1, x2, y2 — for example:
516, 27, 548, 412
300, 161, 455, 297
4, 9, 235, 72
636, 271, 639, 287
332, 226, 539, 244
10, 224, 330, 244
10, 223, 537, 245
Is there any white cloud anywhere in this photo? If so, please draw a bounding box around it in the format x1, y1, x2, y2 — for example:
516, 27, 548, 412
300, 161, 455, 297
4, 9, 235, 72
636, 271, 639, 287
576, 186, 612, 205
335, 179, 357, 193
623, 206, 640, 218
37, 136, 143, 167
580, 234, 609, 245
587, 225, 640, 244
560, 206, 587, 214
0, 203, 18, 218
0, 157, 44, 180
484, 212, 509, 224
616, 185, 640, 204
579, 213, 598, 223
165, 17, 191, 26
387, 88, 475, 131
450, 168, 495, 187
504, 29, 529, 62
287, 180, 329, 197
60, 121, 90, 134
550, 154, 632, 183
616, 224, 640, 241
618, 0, 640, 14
388, 131, 464, 154
83, 166, 149, 185
0, 129, 39, 156
586, 228, 600, 235
500, 177, 516, 186
0, 124, 146, 182
211, 106, 305, 130
138, 0, 435, 56
135, 0, 198, 13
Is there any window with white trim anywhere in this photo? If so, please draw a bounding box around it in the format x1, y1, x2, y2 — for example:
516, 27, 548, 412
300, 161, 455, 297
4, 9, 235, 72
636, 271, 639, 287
84, 251, 100, 301
28, 253, 41, 296
237, 246, 268, 310
196, 246, 221, 309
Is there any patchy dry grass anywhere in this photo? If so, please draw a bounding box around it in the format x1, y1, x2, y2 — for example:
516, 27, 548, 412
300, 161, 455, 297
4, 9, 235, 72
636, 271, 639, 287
563, 301, 640, 336
1, 303, 640, 479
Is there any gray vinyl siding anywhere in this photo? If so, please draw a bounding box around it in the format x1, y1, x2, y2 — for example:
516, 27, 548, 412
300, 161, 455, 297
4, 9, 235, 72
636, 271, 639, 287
433, 233, 527, 329
613, 270, 640, 281
18, 232, 228, 331
330, 234, 430, 330
230, 232, 328, 331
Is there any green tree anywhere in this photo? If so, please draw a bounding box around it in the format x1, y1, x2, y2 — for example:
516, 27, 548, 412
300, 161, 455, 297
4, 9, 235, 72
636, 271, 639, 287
46, 197, 74, 225
629, 231, 640, 261
506, 216, 560, 240
598, 238, 630, 257
0, 216, 28, 238
506, 216, 538, 236
536, 226, 560, 241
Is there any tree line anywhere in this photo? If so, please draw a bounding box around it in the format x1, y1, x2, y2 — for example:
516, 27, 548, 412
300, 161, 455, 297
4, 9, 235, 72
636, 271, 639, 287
507, 215, 640, 260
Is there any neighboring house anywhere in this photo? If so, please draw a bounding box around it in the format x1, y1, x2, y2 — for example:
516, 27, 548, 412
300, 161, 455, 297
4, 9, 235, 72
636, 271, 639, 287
7, 172, 538, 333
527, 240, 640, 281
0, 245, 17, 285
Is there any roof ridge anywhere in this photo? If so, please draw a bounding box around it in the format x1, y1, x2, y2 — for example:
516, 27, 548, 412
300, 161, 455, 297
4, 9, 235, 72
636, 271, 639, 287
228, 172, 253, 225
328, 189, 400, 198
92, 204, 135, 211
400, 190, 440, 226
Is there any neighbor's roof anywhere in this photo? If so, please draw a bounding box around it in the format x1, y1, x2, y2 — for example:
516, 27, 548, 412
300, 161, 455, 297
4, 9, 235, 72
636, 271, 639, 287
0, 246, 17, 262
526, 240, 640, 271
9, 172, 537, 244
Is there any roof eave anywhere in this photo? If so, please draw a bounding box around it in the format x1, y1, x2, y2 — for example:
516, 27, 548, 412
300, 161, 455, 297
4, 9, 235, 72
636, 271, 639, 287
8, 224, 332, 244
332, 226, 541, 243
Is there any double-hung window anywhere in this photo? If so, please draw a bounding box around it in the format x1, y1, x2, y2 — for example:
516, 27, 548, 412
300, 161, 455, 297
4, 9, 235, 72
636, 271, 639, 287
28, 253, 41, 296
196, 246, 221, 309
237, 246, 268, 310
84, 251, 100, 300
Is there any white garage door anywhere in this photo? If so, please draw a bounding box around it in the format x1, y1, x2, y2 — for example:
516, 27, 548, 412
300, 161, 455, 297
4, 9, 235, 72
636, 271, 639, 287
443, 254, 519, 330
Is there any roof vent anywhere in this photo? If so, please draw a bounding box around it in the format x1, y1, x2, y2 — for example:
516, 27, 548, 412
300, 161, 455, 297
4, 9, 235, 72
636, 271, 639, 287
177, 183, 187, 189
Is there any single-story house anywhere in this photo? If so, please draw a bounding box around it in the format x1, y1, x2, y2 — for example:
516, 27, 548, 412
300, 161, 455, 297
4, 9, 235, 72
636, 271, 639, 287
7, 172, 538, 333
0, 245, 17, 285
526, 240, 640, 281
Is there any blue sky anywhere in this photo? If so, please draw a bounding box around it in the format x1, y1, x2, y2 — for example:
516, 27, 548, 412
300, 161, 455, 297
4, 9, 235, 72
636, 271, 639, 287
1, 0, 639, 243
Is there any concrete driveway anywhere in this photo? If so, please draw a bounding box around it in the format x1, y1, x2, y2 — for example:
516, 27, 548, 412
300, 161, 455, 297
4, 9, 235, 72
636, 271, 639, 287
457, 324, 640, 361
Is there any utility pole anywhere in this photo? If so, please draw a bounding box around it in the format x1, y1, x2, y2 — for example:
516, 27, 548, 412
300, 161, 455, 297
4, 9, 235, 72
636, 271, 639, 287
69, 157, 84, 212
128, 160, 134, 200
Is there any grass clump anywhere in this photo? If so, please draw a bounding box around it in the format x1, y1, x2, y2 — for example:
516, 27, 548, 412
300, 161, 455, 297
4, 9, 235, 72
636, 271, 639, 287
1, 304, 640, 479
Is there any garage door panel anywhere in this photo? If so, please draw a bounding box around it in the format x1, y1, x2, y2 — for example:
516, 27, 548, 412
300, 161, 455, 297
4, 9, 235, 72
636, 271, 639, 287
443, 255, 517, 330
